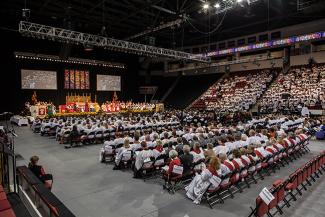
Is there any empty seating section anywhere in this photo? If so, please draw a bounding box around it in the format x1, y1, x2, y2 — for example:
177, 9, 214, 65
249, 151, 325, 217
191, 70, 274, 111
0, 185, 16, 217
164, 74, 221, 109
260, 64, 325, 113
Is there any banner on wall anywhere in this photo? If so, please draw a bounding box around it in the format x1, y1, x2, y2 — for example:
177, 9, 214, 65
70, 70, 75, 89
75, 70, 80, 89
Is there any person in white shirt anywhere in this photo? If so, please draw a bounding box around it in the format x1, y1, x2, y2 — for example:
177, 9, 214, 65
213, 137, 229, 156
113, 139, 132, 170
130, 132, 142, 151
133, 141, 155, 178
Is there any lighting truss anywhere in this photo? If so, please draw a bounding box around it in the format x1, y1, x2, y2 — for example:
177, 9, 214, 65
124, 18, 185, 41
214, 0, 260, 15
19, 21, 210, 63
166, 55, 279, 73
14, 52, 125, 68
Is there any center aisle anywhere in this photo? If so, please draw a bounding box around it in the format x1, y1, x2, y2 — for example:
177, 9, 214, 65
12, 126, 324, 217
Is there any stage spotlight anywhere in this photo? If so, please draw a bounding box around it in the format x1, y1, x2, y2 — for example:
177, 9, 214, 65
203, 3, 209, 10
237, 0, 243, 3
214, 3, 220, 9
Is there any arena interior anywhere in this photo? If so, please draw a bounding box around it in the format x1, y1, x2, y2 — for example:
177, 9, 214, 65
1, 1, 325, 217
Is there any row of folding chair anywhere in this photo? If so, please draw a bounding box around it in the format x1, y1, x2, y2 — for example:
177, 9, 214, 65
249, 150, 325, 217
200, 136, 311, 208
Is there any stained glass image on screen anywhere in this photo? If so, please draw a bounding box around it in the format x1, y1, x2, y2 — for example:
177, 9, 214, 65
21, 69, 57, 90
64, 70, 90, 89
97, 75, 121, 91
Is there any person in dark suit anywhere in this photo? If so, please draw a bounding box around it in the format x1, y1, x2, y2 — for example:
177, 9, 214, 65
179, 145, 194, 175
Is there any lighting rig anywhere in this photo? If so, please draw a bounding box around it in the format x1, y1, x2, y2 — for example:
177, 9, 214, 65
201, 0, 260, 14
18, 21, 210, 63
14, 52, 125, 68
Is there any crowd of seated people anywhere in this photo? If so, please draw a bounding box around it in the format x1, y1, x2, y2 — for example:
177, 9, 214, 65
259, 64, 325, 114
30, 111, 181, 148
191, 69, 275, 112
96, 110, 320, 204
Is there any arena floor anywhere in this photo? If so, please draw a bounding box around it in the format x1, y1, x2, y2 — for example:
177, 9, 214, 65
12, 125, 325, 217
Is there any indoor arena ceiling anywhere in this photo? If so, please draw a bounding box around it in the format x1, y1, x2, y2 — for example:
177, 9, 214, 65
1, 0, 325, 48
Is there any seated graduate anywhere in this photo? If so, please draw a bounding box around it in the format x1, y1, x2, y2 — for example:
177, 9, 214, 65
65, 125, 79, 148
133, 141, 155, 178
185, 157, 221, 204
113, 139, 132, 170
28, 156, 53, 189
204, 143, 216, 163
164, 150, 181, 175
179, 145, 194, 175
190, 142, 206, 171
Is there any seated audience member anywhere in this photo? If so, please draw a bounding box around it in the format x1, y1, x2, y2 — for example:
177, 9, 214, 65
113, 139, 132, 170
175, 137, 184, 155
204, 143, 216, 163
218, 153, 231, 176
185, 157, 221, 204
191, 142, 206, 171
165, 150, 181, 175
133, 141, 154, 178
131, 132, 141, 151
213, 137, 229, 155
154, 140, 164, 153
28, 156, 53, 189
231, 149, 244, 170
65, 125, 79, 149
179, 145, 194, 175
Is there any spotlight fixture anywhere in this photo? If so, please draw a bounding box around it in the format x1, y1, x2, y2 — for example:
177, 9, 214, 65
214, 3, 221, 9
203, 3, 209, 10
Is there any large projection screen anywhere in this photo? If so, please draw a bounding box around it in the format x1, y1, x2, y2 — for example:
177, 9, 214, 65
97, 75, 121, 91
21, 69, 57, 90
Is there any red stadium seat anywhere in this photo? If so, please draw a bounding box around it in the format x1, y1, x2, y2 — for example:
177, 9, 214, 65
0, 199, 11, 211
0, 209, 16, 217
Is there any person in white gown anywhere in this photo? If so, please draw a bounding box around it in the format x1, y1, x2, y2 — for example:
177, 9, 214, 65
185, 157, 221, 204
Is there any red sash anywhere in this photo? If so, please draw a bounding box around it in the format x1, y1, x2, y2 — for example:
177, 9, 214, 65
232, 159, 240, 170
223, 160, 234, 171
255, 150, 264, 159
241, 157, 249, 167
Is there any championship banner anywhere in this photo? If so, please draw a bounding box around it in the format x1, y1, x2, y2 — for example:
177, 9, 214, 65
75, 70, 80, 89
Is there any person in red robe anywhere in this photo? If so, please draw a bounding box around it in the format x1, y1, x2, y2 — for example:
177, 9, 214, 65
84, 101, 89, 112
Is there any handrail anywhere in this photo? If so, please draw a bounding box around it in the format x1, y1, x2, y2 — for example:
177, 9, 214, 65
17, 166, 75, 217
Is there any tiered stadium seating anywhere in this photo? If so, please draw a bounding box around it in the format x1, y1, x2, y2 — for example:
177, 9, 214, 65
191, 69, 275, 111
260, 64, 325, 113
249, 151, 325, 217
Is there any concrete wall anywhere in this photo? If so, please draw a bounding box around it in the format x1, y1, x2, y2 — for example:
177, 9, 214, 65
290, 51, 325, 66
230, 58, 283, 72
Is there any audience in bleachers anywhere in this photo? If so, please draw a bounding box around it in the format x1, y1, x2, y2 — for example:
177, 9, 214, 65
192, 69, 275, 112
260, 64, 325, 114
